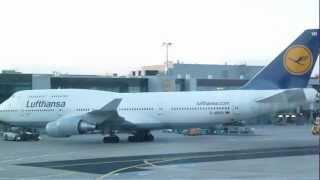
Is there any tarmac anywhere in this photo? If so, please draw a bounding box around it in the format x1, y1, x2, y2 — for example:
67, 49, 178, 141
0, 125, 318, 180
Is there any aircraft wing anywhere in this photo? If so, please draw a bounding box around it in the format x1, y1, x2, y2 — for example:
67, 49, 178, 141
46, 98, 132, 137
81, 98, 125, 125
89, 98, 122, 116
81, 98, 157, 131
255, 89, 306, 104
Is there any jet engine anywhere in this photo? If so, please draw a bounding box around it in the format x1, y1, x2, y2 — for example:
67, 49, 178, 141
45, 116, 96, 137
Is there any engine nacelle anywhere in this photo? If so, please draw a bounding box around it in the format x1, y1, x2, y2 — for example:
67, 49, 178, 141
45, 116, 96, 137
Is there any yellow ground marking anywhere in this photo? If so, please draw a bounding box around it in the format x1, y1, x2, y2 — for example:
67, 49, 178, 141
95, 148, 313, 180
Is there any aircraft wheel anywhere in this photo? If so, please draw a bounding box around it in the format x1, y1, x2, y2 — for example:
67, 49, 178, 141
128, 135, 144, 142
145, 134, 154, 142
128, 136, 137, 142
103, 136, 119, 143
128, 133, 154, 142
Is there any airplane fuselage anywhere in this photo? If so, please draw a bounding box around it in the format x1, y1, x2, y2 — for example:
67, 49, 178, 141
0, 88, 316, 129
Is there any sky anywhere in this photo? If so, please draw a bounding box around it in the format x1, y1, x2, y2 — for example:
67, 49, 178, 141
0, 0, 318, 75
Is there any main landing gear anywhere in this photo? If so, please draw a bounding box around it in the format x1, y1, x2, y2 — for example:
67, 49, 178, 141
128, 130, 154, 142
102, 130, 120, 143
102, 130, 154, 143
103, 136, 119, 143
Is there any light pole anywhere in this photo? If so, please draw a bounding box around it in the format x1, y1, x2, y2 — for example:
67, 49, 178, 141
162, 42, 173, 75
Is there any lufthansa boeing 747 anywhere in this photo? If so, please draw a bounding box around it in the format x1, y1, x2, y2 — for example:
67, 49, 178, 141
0, 29, 319, 143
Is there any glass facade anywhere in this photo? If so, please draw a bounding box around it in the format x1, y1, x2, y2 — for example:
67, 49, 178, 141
175, 79, 186, 91
51, 77, 148, 92
0, 74, 32, 103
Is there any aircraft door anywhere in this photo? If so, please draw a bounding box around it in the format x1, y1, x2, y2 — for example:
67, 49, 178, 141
156, 101, 165, 117
19, 96, 31, 120
231, 104, 241, 118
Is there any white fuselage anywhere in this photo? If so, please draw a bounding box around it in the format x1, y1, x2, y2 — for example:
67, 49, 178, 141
0, 88, 317, 129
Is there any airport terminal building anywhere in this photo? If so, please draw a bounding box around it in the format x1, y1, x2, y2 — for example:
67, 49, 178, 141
0, 62, 319, 103
0, 63, 256, 101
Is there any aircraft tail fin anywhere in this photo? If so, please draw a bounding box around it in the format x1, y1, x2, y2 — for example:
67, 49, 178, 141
242, 29, 319, 90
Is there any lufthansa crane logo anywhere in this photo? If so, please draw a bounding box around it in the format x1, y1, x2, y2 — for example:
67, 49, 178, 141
283, 45, 313, 75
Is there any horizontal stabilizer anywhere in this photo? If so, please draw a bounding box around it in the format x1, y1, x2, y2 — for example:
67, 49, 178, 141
256, 89, 306, 104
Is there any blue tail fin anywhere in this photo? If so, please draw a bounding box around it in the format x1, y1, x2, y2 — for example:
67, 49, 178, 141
242, 29, 319, 90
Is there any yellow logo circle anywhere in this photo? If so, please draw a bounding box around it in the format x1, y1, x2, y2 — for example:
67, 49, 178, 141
283, 45, 313, 75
